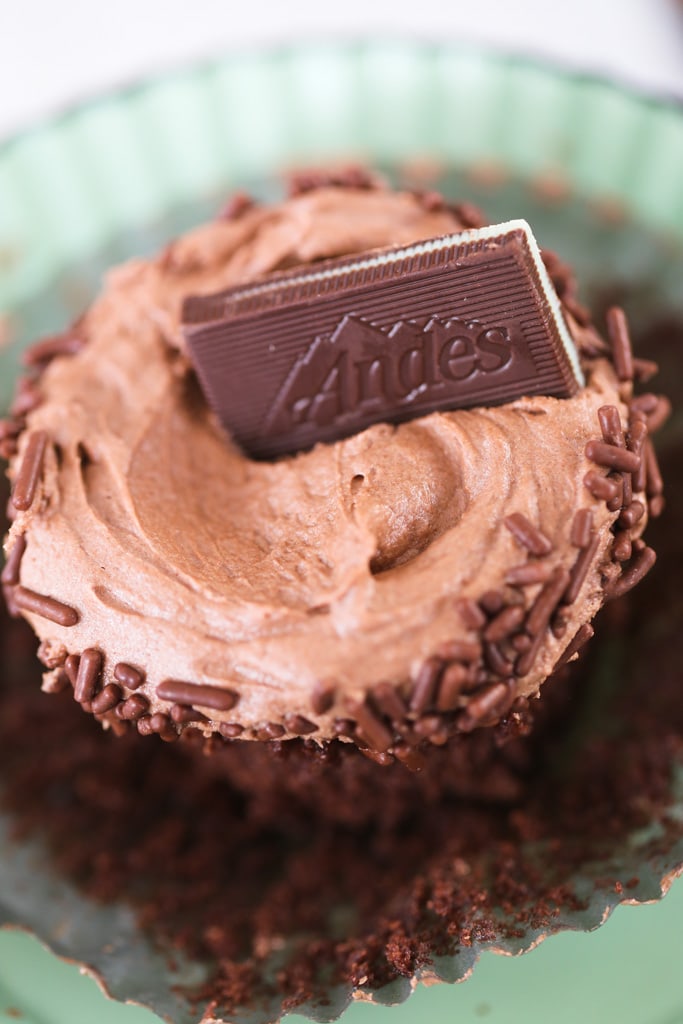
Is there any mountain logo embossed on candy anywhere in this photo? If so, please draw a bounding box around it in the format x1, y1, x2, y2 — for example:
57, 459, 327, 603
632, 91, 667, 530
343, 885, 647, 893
182, 220, 583, 459
264, 313, 535, 436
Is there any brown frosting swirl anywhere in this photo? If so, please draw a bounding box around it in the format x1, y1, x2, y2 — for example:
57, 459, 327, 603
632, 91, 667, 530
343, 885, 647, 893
4, 186, 644, 747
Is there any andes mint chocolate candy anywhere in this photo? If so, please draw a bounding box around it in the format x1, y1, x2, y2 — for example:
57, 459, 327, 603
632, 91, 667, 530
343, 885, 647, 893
182, 220, 583, 459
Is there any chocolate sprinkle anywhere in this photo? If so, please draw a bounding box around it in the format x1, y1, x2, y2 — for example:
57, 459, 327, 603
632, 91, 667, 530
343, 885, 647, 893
149, 713, 178, 742
0, 418, 22, 442
156, 679, 239, 712
606, 475, 624, 513
562, 295, 591, 327
554, 623, 595, 671
64, 654, 80, 687
10, 380, 43, 418
391, 744, 427, 772
74, 648, 103, 704
503, 513, 553, 557
630, 392, 660, 415
113, 662, 145, 690
91, 683, 123, 715
310, 681, 335, 715
609, 545, 657, 599
0, 532, 26, 586
455, 597, 488, 631
116, 694, 149, 721
11, 430, 47, 511
283, 714, 318, 736
371, 683, 407, 723
136, 715, 154, 736
645, 440, 664, 498
505, 562, 554, 586
621, 467, 633, 510
627, 418, 648, 459
598, 405, 625, 448
436, 663, 471, 711
612, 533, 633, 563
584, 440, 640, 474
618, 500, 645, 530
409, 657, 443, 713
526, 568, 572, 635
358, 748, 395, 767
450, 200, 485, 229
346, 698, 394, 753
583, 471, 620, 503
649, 492, 665, 520
631, 357, 659, 382
479, 590, 506, 616
218, 192, 255, 221
483, 641, 514, 678
256, 723, 286, 741
460, 680, 514, 731
332, 718, 357, 738
570, 509, 593, 549
629, 420, 649, 494
484, 604, 526, 644
645, 395, 672, 434
436, 640, 482, 663
287, 166, 377, 197
219, 723, 244, 738
21, 330, 85, 367
170, 704, 209, 725
0, 438, 18, 461
605, 306, 634, 382
13, 586, 79, 627
564, 533, 600, 606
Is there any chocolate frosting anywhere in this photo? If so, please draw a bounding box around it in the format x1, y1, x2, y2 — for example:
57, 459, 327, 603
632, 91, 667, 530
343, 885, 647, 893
4, 187, 640, 743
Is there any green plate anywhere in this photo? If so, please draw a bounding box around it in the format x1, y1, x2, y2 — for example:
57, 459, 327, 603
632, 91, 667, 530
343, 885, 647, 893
1, 41, 683, 1024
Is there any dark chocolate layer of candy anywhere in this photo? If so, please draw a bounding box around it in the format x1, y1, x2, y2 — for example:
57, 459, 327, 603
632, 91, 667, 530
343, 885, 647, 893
183, 221, 582, 459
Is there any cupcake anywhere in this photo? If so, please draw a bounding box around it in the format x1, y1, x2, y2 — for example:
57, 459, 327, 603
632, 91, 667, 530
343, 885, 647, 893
0, 173, 667, 787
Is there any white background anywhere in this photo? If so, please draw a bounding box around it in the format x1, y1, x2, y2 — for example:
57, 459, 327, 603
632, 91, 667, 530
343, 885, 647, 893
1, 0, 683, 141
